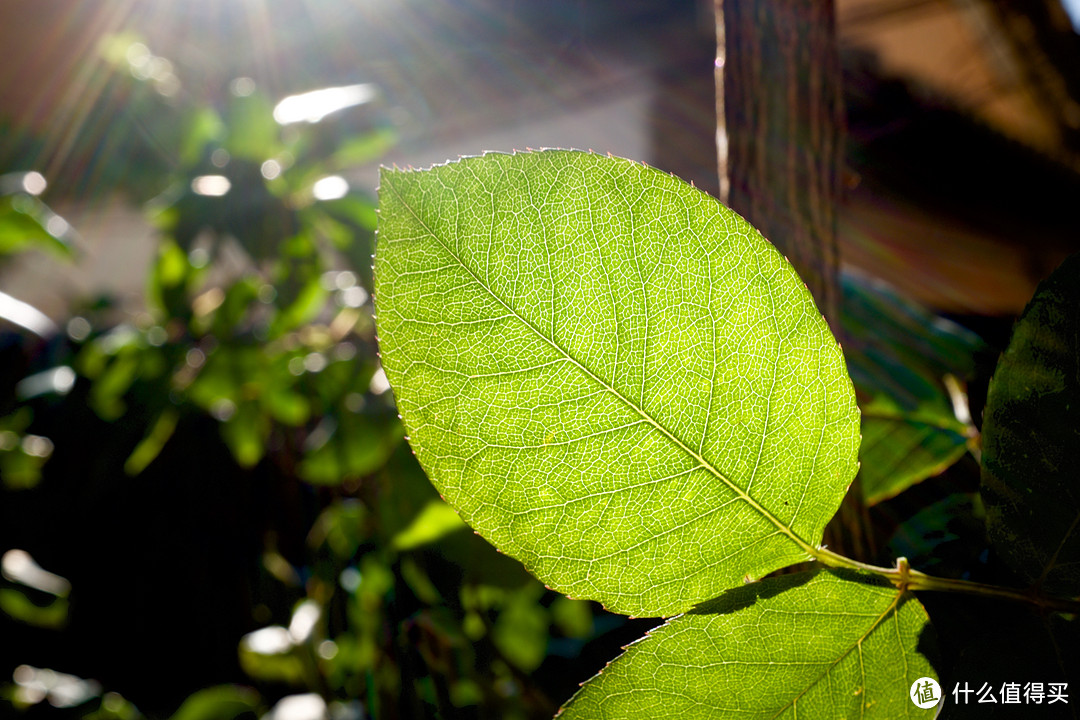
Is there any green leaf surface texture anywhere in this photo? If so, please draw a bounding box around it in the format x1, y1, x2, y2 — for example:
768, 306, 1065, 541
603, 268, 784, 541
982, 253, 1080, 596
375, 150, 860, 616
558, 570, 938, 720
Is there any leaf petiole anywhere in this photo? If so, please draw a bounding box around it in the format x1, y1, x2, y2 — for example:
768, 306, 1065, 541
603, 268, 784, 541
813, 547, 1080, 613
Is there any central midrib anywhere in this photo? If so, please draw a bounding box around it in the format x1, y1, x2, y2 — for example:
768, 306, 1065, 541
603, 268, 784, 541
382, 170, 817, 558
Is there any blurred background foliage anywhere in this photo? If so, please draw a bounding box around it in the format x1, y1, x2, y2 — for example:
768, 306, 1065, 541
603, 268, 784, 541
0, 34, 655, 720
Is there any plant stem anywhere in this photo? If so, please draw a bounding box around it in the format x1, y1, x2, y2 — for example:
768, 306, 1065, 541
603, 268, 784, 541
812, 547, 1080, 614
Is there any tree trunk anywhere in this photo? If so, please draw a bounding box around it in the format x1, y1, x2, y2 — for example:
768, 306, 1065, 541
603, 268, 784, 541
715, 0, 844, 324
715, 0, 874, 560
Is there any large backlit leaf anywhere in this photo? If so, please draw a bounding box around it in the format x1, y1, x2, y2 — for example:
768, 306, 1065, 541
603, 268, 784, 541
982, 253, 1080, 596
375, 150, 859, 616
558, 570, 939, 719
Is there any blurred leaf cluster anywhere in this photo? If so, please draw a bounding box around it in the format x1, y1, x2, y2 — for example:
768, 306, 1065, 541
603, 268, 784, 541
0, 38, 632, 720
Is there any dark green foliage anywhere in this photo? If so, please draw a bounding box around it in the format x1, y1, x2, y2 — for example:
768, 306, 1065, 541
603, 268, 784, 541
982, 254, 1080, 596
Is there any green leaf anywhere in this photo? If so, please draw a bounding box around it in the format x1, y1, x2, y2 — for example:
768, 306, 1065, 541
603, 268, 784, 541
558, 570, 939, 720
375, 150, 860, 616
221, 402, 268, 468
887, 493, 988, 579
329, 127, 397, 169
224, 92, 279, 162
318, 193, 377, 231
858, 394, 969, 505
148, 240, 196, 320
0, 588, 68, 629
124, 408, 179, 475
390, 500, 467, 551
238, 627, 303, 683
493, 582, 549, 672
0, 409, 48, 490
297, 414, 402, 485
263, 387, 310, 426
209, 278, 260, 336
841, 272, 984, 394
272, 272, 327, 335
170, 685, 260, 720
178, 107, 225, 167
981, 253, 1080, 596
840, 272, 982, 504
551, 596, 594, 638
89, 350, 140, 420
309, 499, 369, 559
0, 196, 75, 259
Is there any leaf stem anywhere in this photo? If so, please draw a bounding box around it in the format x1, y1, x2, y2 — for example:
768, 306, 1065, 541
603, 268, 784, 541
811, 548, 1080, 614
